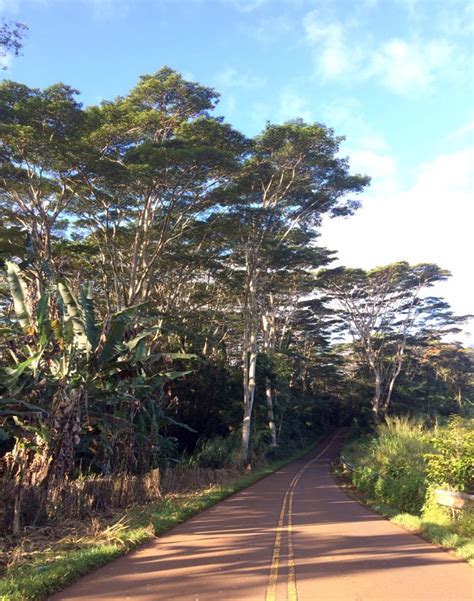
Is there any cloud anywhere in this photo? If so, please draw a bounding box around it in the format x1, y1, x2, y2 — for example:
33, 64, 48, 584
223, 0, 269, 12
349, 150, 397, 180
321, 97, 389, 152
244, 14, 293, 42
303, 8, 455, 95
369, 38, 452, 95
303, 11, 354, 78
0, 0, 132, 18
0, 52, 13, 70
319, 146, 474, 337
83, 0, 131, 19
278, 89, 314, 123
215, 67, 266, 89
0, 0, 20, 11
445, 116, 474, 143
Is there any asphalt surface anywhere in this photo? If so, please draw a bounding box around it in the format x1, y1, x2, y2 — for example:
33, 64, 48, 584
49, 431, 473, 601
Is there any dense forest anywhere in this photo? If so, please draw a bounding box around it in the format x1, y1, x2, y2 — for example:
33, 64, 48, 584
0, 67, 472, 536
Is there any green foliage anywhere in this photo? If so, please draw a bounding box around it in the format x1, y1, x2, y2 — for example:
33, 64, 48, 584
188, 432, 241, 468
347, 416, 474, 543
424, 416, 474, 492
350, 417, 433, 513
345, 420, 474, 565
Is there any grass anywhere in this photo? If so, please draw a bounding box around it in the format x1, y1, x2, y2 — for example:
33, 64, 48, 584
0, 435, 326, 601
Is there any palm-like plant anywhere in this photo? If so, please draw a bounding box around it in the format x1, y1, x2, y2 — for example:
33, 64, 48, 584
1, 262, 195, 529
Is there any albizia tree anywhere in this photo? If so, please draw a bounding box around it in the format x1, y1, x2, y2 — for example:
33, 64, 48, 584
317, 262, 464, 422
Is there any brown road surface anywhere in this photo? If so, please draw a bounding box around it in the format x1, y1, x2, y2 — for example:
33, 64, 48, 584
50, 431, 473, 601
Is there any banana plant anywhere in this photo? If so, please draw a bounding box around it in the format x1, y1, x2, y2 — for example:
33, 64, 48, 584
6, 261, 31, 331
1, 263, 197, 480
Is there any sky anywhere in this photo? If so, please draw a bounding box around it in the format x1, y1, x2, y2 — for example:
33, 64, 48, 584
1, 0, 474, 341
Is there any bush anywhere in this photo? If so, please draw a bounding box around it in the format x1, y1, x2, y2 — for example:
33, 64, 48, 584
424, 416, 474, 492
350, 417, 433, 514
189, 433, 241, 468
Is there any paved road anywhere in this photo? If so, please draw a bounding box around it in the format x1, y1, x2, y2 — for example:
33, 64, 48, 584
50, 431, 473, 601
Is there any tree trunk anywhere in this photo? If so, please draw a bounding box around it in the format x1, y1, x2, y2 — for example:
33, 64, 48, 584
372, 370, 383, 424
265, 377, 277, 447
240, 275, 258, 464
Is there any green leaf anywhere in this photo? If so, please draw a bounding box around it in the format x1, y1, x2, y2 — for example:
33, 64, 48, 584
58, 281, 91, 352
1, 349, 44, 387
0, 399, 47, 413
162, 370, 194, 380
126, 327, 161, 352
6, 260, 31, 330
79, 281, 99, 349
0, 427, 11, 442
36, 292, 52, 346
98, 302, 149, 365
148, 353, 197, 363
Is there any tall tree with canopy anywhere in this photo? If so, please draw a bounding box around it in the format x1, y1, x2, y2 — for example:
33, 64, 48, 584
0, 19, 27, 69
317, 262, 461, 422
0, 80, 85, 281
225, 120, 369, 461
75, 67, 248, 310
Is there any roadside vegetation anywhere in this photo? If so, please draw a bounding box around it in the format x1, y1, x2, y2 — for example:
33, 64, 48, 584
341, 416, 474, 564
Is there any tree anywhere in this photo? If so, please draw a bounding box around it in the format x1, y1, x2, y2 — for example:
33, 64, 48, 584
0, 20, 27, 69
75, 67, 248, 310
226, 120, 369, 461
317, 262, 461, 422
0, 81, 86, 281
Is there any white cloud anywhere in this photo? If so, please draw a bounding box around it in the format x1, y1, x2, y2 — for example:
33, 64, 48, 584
303, 11, 353, 78
321, 97, 389, 152
0, 52, 13, 70
445, 115, 474, 143
278, 89, 314, 123
349, 150, 397, 180
303, 9, 455, 95
84, 0, 130, 19
215, 67, 266, 89
319, 146, 474, 338
244, 14, 293, 42
224, 0, 269, 12
0, 0, 20, 11
369, 38, 452, 95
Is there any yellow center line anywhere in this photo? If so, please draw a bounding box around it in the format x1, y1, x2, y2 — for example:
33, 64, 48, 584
265, 488, 290, 601
265, 431, 341, 601
287, 484, 297, 601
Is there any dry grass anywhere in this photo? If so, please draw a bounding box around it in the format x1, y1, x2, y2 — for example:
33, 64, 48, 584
0, 463, 240, 577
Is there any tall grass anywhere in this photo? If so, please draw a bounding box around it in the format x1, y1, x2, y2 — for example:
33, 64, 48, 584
351, 416, 433, 513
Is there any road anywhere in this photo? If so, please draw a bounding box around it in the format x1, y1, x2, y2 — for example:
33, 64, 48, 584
50, 431, 473, 601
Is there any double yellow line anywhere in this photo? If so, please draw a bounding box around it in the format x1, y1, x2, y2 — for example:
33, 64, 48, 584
265, 431, 340, 601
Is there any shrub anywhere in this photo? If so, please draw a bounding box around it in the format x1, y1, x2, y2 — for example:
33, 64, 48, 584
424, 416, 474, 492
350, 417, 433, 514
189, 433, 241, 468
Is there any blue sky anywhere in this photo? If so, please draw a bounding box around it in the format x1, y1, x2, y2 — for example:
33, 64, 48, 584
2, 0, 474, 340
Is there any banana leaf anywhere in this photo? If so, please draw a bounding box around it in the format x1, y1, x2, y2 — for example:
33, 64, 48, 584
0, 399, 47, 413
6, 260, 31, 330
2, 349, 44, 387
79, 281, 99, 349
58, 281, 91, 353
162, 370, 194, 380
147, 353, 197, 363
36, 292, 52, 346
98, 302, 149, 365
